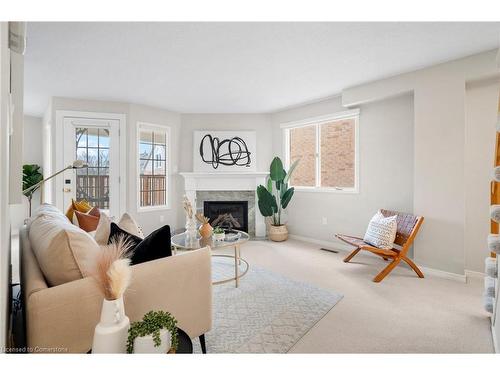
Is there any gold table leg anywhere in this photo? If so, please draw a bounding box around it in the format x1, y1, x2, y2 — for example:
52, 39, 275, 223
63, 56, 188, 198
234, 245, 239, 288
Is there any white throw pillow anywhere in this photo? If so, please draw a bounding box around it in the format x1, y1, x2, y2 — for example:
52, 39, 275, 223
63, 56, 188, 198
94, 212, 144, 245
29, 207, 99, 286
363, 211, 398, 249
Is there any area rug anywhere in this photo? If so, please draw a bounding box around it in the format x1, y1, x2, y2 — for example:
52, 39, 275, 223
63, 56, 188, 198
193, 257, 343, 353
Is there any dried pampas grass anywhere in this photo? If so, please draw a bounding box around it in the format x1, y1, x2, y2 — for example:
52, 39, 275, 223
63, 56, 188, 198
92, 235, 133, 301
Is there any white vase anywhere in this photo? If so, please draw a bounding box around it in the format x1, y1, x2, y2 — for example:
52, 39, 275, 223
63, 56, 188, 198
92, 297, 130, 353
186, 217, 198, 243
133, 329, 171, 354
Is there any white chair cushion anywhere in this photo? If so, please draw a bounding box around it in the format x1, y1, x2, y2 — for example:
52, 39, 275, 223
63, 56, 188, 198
363, 211, 398, 250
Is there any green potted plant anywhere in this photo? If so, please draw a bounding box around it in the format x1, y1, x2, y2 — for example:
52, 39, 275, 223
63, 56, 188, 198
22, 164, 43, 217
127, 310, 178, 354
213, 226, 225, 241
257, 157, 299, 242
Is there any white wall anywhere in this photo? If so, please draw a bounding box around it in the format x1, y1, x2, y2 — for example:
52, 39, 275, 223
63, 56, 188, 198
465, 79, 500, 273
9, 115, 44, 231
0, 21, 10, 351
271, 94, 414, 248
343, 49, 499, 275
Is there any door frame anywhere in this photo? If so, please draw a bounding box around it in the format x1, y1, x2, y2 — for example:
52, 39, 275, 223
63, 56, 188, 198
55, 110, 126, 217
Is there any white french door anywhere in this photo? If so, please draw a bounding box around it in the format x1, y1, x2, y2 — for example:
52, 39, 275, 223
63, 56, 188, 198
62, 117, 121, 217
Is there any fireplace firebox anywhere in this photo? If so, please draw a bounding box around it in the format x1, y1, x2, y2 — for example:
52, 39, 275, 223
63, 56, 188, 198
204, 201, 249, 233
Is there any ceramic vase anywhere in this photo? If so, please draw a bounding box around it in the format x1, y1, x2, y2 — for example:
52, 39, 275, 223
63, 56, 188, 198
133, 329, 171, 354
199, 223, 213, 238
92, 297, 130, 353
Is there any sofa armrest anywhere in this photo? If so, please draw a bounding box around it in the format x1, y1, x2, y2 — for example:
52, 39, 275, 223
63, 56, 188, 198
125, 246, 212, 338
25, 247, 212, 353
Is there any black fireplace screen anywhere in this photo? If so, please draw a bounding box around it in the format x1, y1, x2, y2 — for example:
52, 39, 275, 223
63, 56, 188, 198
203, 201, 249, 233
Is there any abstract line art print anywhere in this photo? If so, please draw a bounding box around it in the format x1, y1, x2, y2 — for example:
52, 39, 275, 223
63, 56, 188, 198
193, 130, 257, 172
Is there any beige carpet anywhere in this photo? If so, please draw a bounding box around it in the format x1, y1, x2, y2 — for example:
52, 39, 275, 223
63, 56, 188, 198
212, 239, 494, 353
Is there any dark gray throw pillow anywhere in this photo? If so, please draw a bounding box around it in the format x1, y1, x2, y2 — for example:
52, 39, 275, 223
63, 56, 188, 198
108, 223, 172, 265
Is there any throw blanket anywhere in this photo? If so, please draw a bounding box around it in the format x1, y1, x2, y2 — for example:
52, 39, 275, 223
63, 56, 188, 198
484, 276, 496, 298
485, 257, 498, 278
483, 294, 495, 314
487, 234, 500, 253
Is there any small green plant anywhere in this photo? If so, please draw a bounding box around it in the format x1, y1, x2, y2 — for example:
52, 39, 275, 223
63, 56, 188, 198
213, 226, 224, 234
256, 157, 299, 226
126, 310, 178, 353
22, 164, 43, 216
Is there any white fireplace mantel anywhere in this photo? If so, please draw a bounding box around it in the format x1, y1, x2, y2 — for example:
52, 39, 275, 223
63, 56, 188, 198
180, 171, 269, 237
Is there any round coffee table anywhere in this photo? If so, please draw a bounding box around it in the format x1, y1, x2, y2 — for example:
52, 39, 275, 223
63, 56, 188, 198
171, 230, 250, 288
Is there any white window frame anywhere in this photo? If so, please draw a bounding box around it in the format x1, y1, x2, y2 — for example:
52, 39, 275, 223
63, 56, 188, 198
136, 122, 171, 212
281, 109, 360, 194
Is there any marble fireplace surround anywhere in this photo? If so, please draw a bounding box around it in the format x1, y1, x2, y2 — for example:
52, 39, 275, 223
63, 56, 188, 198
180, 172, 269, 237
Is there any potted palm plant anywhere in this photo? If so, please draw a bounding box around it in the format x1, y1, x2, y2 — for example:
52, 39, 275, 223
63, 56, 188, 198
22, 164, 43, 217
257, 157, 299, 242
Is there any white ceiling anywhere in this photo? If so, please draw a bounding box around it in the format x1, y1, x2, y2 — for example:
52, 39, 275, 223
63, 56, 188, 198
24, 22, 500, 116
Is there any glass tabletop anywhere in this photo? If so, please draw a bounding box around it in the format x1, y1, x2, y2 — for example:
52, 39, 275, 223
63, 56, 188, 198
171, 230, 250, 250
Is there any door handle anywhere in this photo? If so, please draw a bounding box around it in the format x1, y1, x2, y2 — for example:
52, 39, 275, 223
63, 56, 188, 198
63, 188, 72, 193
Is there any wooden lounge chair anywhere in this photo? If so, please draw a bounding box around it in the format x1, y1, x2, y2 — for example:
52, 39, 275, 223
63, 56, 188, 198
335, 209, 424, 283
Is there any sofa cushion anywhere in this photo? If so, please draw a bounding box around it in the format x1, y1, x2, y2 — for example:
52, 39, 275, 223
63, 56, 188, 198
94, 212, 144, 245
94, 211, 112, 245
108, 223, 172, 265
29, 206, 99, 286
74, 207, 100, 232
65, 199, 93, 223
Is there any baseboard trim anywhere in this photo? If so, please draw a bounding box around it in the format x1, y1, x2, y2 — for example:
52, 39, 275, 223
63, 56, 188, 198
288, 234, 353, 253
419, 266, 467, 283
465, 269, 486, 280
289, 234, 468, 283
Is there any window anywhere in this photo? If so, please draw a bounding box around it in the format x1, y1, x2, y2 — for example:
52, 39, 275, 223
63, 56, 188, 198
138, 123, 169, 209
75, 127, 110, 209
283, 110, 359, 192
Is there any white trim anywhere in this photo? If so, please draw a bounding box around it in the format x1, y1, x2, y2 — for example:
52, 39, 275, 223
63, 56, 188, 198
136, 121, 171, 211
465, 269, 486, 281
288, 234, 353, 252
289, 234, 467, 283
418, 266, 466, 283
279, 109, 360, 129
282, 110, 360, 194
55, 110, 126, 217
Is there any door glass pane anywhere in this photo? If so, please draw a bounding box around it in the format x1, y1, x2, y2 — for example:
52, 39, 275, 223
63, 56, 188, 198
320, 119, 355, 188
289, 125, 316, 187
75, 126, 111, 209
87, 128, 99, 147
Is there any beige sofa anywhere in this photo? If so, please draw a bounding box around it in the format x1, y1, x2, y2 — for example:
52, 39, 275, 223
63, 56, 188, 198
20, 225, 212, 353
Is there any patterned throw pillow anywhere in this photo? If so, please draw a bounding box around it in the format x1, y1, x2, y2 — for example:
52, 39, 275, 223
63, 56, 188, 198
363, 211, 398, 249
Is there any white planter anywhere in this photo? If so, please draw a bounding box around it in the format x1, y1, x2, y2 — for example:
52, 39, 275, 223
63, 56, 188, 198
92, 297, 130, 353
213, 232, 225, 241
133, 329, 171, 354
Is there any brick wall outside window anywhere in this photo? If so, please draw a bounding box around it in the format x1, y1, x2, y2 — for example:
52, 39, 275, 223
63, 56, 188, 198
289, 125, 316, 186
320, 119, 355, 188
287, 116, 356, 189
